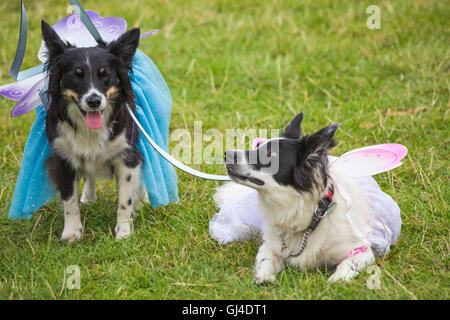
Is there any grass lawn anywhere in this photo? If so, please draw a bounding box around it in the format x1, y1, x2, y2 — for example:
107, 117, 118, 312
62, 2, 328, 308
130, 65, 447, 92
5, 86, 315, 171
0, 0, 448, 299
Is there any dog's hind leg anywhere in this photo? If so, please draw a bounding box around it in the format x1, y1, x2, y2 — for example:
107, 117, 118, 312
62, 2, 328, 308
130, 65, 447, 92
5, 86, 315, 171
327, 247, 375, 282
141, 188, 150, 204
81, 176, 96, 204
113, 157, 142, 240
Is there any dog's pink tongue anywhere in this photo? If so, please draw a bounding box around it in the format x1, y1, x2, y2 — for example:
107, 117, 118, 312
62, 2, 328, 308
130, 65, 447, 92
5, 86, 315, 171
85, 111, 103, 130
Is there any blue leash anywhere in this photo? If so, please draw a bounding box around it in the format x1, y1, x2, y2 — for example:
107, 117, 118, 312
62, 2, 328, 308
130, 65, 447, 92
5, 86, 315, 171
10, 0, 44, 81
9, 0, 231, 181
9, 0, 26, 80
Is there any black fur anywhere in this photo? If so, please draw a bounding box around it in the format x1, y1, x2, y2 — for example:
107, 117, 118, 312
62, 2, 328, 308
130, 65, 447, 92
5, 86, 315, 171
282, 112, 303, 139
47, 153, 76, 201
122, 148, 143, 168
292, 122, 339, 192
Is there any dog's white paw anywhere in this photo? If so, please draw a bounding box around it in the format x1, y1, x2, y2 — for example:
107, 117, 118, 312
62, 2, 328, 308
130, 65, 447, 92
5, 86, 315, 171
254, 274, 276, 286
327, 269, 355, 282
115, 222, 132, 240
328, 259, 362, 282
61, 224, 83, 242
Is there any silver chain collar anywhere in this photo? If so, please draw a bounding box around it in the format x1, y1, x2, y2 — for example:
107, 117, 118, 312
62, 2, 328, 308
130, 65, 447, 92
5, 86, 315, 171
281, 228, 311, 259
280, 197, 337, 259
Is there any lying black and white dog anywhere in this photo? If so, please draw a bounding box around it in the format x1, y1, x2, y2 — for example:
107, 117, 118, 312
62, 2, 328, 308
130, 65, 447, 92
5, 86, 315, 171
41, 21, 144, 241
220, 113, 375, 283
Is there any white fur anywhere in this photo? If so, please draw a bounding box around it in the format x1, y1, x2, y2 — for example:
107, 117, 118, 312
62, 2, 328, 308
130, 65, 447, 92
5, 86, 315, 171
79, 88, 107, 112
113, 159, 141, 239
216, 167, 375, 283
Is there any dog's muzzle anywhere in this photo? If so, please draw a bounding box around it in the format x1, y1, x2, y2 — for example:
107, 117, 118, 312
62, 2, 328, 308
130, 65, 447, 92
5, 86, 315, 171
224, 150, 264, 186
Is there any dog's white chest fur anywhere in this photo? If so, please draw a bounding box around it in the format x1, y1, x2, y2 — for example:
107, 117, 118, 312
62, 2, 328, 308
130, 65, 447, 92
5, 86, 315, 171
52, 103, 128, 178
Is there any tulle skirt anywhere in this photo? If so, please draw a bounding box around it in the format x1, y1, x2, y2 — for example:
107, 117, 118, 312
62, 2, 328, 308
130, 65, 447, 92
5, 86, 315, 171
210, 172, 401, 256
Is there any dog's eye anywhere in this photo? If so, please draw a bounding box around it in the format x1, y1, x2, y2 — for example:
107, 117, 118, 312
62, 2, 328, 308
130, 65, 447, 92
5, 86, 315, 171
267, 150, 277, 157
98, 67, 105, 76
75, 68, 84, 77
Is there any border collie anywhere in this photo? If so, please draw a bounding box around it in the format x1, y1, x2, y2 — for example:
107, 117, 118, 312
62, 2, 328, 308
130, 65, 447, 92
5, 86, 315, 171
220, 113, 375, 283
41, 21, 144, 241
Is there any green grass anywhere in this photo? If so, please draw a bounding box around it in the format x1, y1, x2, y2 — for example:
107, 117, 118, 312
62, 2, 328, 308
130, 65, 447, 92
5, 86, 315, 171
0, 0, 448, 299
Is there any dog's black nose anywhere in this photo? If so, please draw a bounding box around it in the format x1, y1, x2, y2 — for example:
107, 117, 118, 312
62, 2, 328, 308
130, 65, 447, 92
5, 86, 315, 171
86, 94, 102, 109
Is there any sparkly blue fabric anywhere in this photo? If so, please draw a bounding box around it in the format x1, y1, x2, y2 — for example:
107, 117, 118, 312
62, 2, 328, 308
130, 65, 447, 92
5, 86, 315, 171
8, 50, 179, 219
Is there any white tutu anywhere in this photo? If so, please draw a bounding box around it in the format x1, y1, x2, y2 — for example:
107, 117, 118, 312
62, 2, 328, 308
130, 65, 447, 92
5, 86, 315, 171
210, 175, 401, 256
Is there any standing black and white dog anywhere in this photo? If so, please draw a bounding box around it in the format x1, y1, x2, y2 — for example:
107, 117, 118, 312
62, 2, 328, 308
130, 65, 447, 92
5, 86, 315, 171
219, 113, 375, 283
41, 21, 144, 241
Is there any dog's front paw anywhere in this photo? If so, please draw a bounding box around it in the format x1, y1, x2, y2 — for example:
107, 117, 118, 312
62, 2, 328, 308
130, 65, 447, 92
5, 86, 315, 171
254, 275, 276, 286
327, 269, 354, 283
61, 224, 83, 242
328, 259, 361, 283
115, 222, 132, 240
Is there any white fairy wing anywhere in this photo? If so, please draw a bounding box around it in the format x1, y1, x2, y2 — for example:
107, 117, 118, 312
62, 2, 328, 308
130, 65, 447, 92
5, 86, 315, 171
329, 144, 408, 178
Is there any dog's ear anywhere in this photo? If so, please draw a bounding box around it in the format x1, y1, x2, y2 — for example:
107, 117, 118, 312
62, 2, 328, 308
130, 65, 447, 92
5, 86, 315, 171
282, 113, 303, 139
41, 20, 67, 59
293, 123, 339, 192
108, 28, 140, 69
307, 123, 340, 153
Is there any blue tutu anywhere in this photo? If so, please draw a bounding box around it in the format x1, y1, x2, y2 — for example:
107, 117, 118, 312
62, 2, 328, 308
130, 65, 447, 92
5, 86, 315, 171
8, 50, 179, 219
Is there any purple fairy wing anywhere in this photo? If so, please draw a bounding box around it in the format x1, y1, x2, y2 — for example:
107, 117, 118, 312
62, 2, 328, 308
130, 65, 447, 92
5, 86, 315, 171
92, 14, 128, 42
38, 11, 127, 62
140, 29, 160, 38
11, 77, 46, 117
0, 73, 45, 101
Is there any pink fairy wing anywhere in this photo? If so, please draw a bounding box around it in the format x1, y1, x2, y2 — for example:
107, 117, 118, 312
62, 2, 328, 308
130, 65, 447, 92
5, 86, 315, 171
11, 77, 46, 117
340, 143, 407, 160
330, 144, 408, 178
38, 11, 127, 62
371, 143, 408, 160
0, 73, 45, 101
